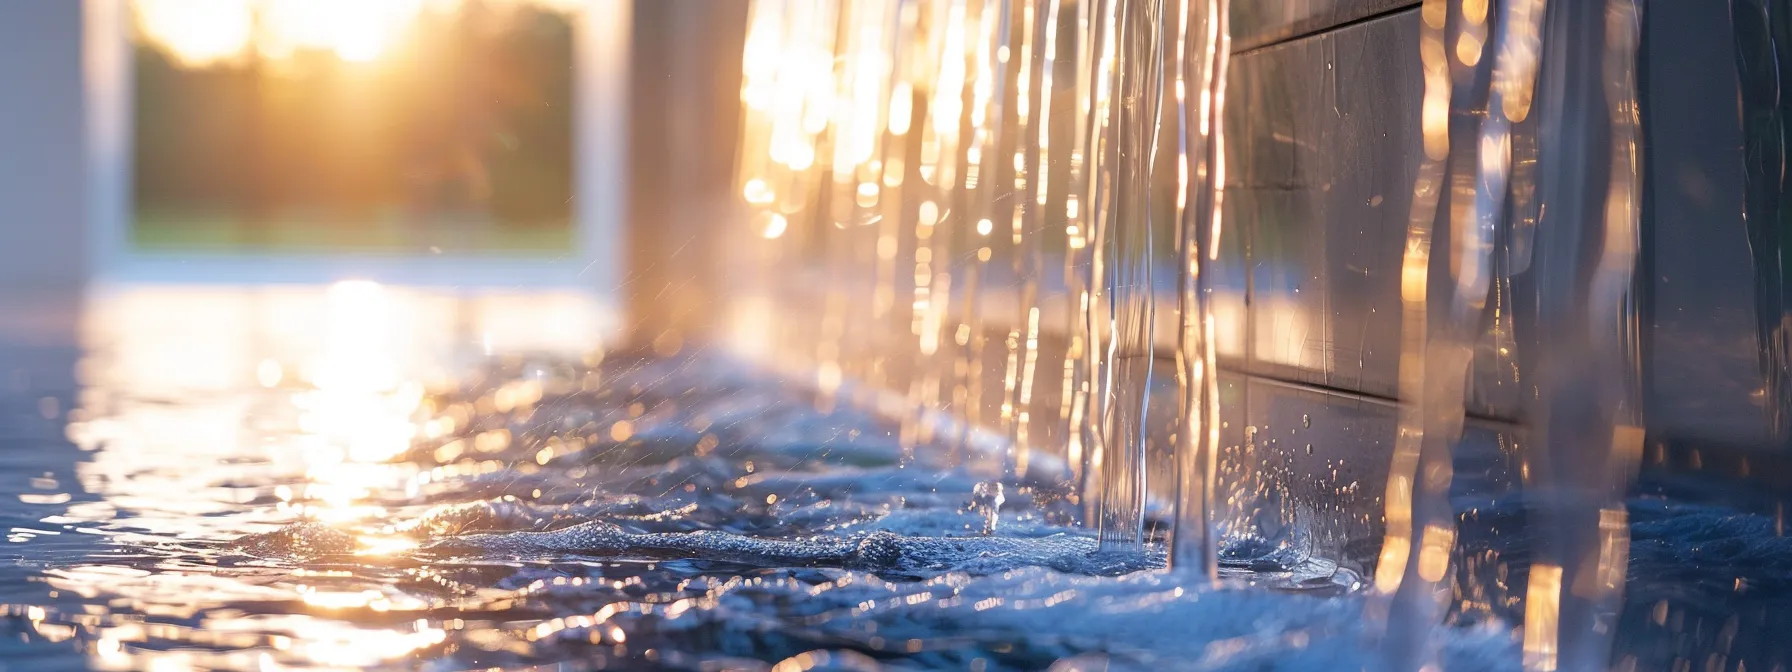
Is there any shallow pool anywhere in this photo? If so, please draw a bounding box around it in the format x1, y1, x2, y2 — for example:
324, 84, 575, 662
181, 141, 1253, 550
0, 298, 1785, 671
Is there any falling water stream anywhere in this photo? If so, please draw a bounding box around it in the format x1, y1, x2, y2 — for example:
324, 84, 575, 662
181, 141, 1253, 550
736, 0, 1640, 576
1091, 0, 1167, 552
738, 0, 1662, 667
1370, 0, 1645, 668
1170, 0, 1229, 579
1521, 1, 1646, 668
4, 0, 1790, 670
1375, 0, 1513, 665
740, 0, 1225, 557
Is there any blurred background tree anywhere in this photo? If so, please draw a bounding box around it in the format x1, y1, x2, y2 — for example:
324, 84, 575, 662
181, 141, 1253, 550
131, 0, 575, 254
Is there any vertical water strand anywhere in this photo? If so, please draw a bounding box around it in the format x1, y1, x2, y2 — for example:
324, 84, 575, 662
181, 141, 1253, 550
842, 5, 882, 394
738, 0, 827, 365
769, 1, 840, 375
879, 1, 929, 455
1167, 0, 1196, 573
985, 0, 1022, 453
1520, 0, 1645, 668
811, 2, 855, 411
734, 0, 787, 360
1079, 0, 1119, 526
1025, 0, 1070, 480
842, 1, 898, 397
1094, 0, 1166, 550
1381, 0, 1542, 664
956, 0, 1008, 459
942, 0, 986, 466
1004, 0, 1061, 479
1730, 0, 1792, 442
828, 1, 857, 393
1045, 0, 1087, 495
1066, 0, 1110, 519
841, 2, 881, 399
1597, 0, 1646, 650
1485, 1, 1550, 586
1504, 0, 1546, 280
947, 0, 990, 465
796, 0, 841, 348
875, 2, 917, 403
996, 0, 1036, 476
1395, 0, 1500, 656
908, 0, 966, 455
1168, 0, 1227, 578
1372, 0, 1451, 664
736, 0, 779, 227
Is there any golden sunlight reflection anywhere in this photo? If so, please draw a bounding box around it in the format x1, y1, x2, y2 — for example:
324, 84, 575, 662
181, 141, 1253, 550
257, 0, 420, 63
53, 282, 609, 669
132, 0, 256, 66
131, 0, 583, 67
303, 281, 413, 462
1522, 563, 1563, 671
287, 281, 425, 525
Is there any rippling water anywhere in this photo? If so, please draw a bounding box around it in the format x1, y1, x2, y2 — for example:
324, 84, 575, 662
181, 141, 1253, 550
0, 284, 1784, 671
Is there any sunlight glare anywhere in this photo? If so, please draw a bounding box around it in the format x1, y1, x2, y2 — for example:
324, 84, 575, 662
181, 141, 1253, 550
131, 0, 580, 67
259, 0, 422, 63
133, 0, 255, 66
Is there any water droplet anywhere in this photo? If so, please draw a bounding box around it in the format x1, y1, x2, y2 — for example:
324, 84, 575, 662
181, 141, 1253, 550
969, 481, 1005, 535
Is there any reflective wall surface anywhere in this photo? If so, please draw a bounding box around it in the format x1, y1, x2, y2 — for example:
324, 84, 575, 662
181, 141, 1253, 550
1233, 0, 1792, 468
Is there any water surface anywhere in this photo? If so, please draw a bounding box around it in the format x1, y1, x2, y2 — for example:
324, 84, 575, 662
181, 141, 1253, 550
0, 283, 1782, 671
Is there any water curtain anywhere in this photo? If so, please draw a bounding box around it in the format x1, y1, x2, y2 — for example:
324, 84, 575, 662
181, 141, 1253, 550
1371, 0, 1644, 668
731, 4, 1645, 647
732, 0, 1230, 574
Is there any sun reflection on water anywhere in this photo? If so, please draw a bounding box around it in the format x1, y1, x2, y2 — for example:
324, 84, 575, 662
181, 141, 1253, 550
32, 281, 608, 670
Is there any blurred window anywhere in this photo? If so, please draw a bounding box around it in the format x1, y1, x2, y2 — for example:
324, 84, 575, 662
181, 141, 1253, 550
129, 0, 579, 254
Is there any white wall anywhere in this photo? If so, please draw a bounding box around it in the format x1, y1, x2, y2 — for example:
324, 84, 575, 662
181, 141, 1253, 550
0, 1, 88, 295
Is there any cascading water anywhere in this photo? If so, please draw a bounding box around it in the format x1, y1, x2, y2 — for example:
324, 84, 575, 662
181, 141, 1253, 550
1520, 0, 1646, 668
1732, 0, 1792, 443
1369, 0, 1646, 669
733, 0, 1240, 568
722, 0, 1753, 669
1375, 0, 1507, 665
1169, 0, 1229, 579
1090, 0, 1167, 551
1, 1, 1787, 670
